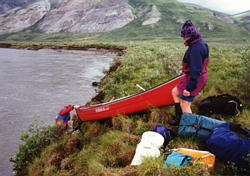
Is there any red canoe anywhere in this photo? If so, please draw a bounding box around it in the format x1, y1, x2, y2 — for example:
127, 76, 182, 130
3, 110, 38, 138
76, 75, 182, 121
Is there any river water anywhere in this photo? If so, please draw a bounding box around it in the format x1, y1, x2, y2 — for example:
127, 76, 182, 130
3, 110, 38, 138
0, 48, 114, 176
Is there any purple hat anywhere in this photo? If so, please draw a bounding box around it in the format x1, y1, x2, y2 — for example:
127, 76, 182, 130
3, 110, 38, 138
181, 20, 197, 37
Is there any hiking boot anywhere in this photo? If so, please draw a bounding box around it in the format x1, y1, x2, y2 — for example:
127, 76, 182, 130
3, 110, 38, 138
168, 103, 182, 126
174, 103, 182, 117
168, 119, 180, 126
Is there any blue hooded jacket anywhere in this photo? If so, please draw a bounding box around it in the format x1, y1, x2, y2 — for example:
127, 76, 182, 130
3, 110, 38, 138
183, 33, 209, 92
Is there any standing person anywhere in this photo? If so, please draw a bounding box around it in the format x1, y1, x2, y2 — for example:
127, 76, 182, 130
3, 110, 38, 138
169, 20, 209, 125
55, 104, 75, 129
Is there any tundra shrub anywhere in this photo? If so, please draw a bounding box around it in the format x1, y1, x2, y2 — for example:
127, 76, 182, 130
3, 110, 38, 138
10, 117, 63, 176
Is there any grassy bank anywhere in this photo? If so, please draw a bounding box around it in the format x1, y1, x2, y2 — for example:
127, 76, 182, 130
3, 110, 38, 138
10, 42, 249, 176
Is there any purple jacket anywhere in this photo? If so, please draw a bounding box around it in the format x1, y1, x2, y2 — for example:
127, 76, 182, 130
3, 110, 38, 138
177, 33, 209, 96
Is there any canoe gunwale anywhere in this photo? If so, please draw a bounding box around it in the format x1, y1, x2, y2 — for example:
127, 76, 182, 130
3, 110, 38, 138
76, 75, 183, 112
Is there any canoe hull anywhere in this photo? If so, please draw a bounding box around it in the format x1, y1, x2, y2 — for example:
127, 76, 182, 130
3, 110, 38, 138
76, 75, 182, 121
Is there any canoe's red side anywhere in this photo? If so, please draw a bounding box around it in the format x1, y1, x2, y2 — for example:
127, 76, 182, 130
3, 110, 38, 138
76, 75, 182, 121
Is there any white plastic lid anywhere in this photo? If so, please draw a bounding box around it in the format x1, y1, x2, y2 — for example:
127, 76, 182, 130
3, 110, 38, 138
140, 131, 164, 149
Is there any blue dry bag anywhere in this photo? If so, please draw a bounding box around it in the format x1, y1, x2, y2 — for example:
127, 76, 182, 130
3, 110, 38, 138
153, 125, 175, 149
178, 113, 224, 140
206, 122, 250, 169
164, 152, 192, 168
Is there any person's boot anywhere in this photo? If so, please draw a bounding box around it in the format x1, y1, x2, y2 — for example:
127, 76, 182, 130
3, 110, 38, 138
169, 103, 182, 126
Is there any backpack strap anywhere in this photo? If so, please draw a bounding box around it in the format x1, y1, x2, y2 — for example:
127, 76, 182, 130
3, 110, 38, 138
192, 124, 212, 139
230, 123, 250, 140
228, 100, 241, 115
160, 130, 174, 152
192, 124, 212, 132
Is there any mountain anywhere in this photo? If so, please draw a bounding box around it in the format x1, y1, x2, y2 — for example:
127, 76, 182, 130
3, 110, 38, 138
0, 0, 50, 34
233, 11, 250, 31
0, 0, 37, 14
101, 0, 249, 41
0, 0, 249, 42
233, 10, 250, 21
38, 0, 134, 33
0, 0, 134, 35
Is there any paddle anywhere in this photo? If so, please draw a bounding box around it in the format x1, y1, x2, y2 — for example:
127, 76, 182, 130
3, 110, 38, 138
135, 84, 146, 91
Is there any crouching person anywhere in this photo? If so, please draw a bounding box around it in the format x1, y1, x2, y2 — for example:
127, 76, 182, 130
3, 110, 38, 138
55, 104, 75, 130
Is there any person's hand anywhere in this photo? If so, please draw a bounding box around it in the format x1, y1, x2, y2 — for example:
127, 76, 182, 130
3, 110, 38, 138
183, 89, 190, 96
73, 105, 80, 109
179, 70, 183, 75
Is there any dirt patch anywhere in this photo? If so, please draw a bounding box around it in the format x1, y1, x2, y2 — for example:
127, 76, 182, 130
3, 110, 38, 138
91, 90, 105, 102
106, 60, 122, 75
0, 43, 11, 48
150, 110, 171, 124
47, 153, 63, 166
91, 60, 123, 103
112, 117, 123, 130
102, 165, 138, 175
83, 122, 104, 142
92, 81, 99, 87
123, 134, 141, 145
60, 158, 71, 170
117, 150, 135, 167
31, 169, 44, 176
121, 120, 132, 133
64, 136, 82, 154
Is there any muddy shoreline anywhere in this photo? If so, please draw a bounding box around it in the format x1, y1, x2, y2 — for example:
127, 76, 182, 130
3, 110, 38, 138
0, 42, 126, 56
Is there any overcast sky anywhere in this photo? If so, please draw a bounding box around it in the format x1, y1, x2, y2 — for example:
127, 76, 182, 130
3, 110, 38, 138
177, 0, 250, 15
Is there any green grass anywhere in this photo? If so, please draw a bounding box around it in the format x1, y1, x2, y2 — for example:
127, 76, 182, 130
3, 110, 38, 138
2, 2, 249, 176
10, 42, 250, 176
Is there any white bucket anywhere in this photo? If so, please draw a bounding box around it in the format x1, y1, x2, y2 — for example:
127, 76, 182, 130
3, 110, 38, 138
141, 131, 164, 149
131, 142, 160, 165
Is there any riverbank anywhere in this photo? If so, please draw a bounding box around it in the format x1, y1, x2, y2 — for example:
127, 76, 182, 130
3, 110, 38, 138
0, 47, 116, 176
9, 42, 250, 176
0, 42, 126, 56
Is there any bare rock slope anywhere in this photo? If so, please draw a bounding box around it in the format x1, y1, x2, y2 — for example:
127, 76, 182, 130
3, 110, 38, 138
0, 0, 50, 34
0, 0, 135, 34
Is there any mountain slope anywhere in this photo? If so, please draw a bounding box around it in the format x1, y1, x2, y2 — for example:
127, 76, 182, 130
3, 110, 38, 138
233, 10, 250, 21
0, 0, 135, 35
0, 0, 50, 34
0, 0, 249, 42
38, 0, 135, 33
233, 11, 250, 31
100, 0, 249, 41
0, 0, 37, 14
